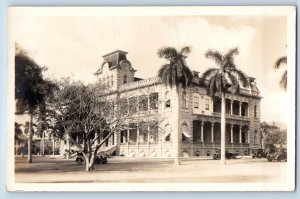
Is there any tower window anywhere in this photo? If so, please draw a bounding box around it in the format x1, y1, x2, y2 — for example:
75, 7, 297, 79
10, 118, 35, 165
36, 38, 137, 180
123, 74, 127, 84
254, 105, 257, 118
194, 96, 199, 108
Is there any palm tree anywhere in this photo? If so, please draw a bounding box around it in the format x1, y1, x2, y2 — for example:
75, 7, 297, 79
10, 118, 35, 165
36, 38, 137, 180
157, 46, 193, 165
274, 56, 287, 90
201, 47, 249, 165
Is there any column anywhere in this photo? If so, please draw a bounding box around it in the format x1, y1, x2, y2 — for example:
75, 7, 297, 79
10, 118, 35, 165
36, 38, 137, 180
230, 100, 233, 115
136, 124, 139, 146
239, 102, 242, 116
200, 121, 204, 142
247, 104, 250, 117
247, 128, 250, 144
127, 128, 129, 145
239, 126, 242, 144
211, 123, 214, 143
230, 124, 234, 144
52, 135, 55, 156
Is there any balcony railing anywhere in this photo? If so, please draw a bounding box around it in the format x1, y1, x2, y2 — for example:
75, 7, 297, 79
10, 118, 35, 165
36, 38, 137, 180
212, 112, 250, 120
119, 77, 160, 91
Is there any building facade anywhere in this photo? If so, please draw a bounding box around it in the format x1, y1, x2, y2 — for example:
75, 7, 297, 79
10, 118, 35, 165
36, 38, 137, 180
94, 50, 262, 158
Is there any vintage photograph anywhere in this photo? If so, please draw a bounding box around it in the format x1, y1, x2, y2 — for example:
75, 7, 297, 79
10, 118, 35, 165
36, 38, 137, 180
6, 7, 295, 191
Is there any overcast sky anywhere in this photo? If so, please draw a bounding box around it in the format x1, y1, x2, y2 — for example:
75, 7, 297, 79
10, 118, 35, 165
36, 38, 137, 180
11, 14, 288, 123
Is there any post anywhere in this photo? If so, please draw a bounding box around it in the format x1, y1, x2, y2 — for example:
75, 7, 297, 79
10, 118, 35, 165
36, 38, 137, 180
239, 102, 242, 116
200, 121, 204, 142
211, 123, 214, 143
52, 136, 55, 156
239, 126, 242, 144
230, 124, 234, 144
230, 100, 233, 115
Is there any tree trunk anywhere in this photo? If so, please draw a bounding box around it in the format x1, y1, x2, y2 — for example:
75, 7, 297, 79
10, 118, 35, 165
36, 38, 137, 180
220, 95, 226, 165
27, 113, 33, 163
85, 151, 95, 172
174, 86, 180, 165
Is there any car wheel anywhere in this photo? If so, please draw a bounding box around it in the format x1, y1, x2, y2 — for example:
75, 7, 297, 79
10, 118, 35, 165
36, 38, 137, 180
76, 158, 83, 165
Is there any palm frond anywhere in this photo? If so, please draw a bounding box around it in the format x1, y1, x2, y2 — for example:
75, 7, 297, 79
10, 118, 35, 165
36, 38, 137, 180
225, 47, 239, 59
274, 56, 287, 69
157, 47, 178, 60
229, 68, 249, 87
205, 49, 223, 65
226, 72, 240, 93
208, 75, 217, 96
180, 46, 191, 55
201, 68, 218, 80
280, 70, 287, 90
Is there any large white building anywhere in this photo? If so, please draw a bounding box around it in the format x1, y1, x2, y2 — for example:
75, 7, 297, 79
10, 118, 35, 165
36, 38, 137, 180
94, 50, 262, 158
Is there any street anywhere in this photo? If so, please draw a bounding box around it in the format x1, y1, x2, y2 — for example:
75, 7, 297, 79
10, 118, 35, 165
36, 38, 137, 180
14, 156, 287, 183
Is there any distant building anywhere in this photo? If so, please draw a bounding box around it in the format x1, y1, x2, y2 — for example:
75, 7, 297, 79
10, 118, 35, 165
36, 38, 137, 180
94, 50, 262, 157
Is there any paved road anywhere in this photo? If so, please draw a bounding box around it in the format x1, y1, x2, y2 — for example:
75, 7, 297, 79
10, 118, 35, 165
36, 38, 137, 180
14, 156, 287, 183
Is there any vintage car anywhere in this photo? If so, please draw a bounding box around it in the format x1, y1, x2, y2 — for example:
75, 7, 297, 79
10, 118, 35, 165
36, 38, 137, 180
75, 152, 108, 165
252, 149, 267, 158
212, 151, 238, 160
267, 149, 287, 162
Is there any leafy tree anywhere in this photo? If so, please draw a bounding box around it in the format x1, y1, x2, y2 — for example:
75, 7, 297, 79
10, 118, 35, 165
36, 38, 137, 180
47, 79, 159, 171
274, 56, 287, 90
201, 47, 249, 165
260, 122, 287, 151
15, 43, 57, 162
157, 46, 193, 165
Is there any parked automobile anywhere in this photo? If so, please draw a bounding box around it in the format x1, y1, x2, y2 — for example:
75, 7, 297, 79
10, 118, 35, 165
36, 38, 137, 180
267, 149, 287, 162
212, 151, 237, 160
75, 152, 108, 165
252, 149, 267, 158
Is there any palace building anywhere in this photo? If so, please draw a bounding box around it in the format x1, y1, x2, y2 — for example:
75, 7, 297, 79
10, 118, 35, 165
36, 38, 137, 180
94, 50, 262, 158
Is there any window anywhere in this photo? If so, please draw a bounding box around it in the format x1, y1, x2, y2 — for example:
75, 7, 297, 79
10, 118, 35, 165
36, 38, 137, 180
205, 99, 209, 110
139, 95, 148, 111
182, 91, 187, 108
123, 74, 127, 84
165, 124, 171, 141
129, 97, 137, 113
139, 122, 148, 143
121, 130, 127, 144
120, 98, 128, 115
182, 123, 189, 142
254, 130, 258, 144
254, 105, 257, 118
111, 75, 113, 86
149, 122, 158, 143
129, 123, 137, 144
165, 91, 170, 108
150, 92, 159, 110
194, 96, 199, 108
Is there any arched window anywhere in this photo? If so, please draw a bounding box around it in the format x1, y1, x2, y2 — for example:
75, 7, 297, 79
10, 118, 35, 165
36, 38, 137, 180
254, 105, 257, 118
182, 91, 187, 108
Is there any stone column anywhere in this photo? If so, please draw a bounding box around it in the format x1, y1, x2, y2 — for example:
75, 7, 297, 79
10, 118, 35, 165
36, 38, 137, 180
200, 121, 204, 142
247, 128, 250, 144
230, 124, 234, 144
239, 126, 242, 144
211, 123, 214, 143
230, 100, 233, 115
239, 102, 242, 116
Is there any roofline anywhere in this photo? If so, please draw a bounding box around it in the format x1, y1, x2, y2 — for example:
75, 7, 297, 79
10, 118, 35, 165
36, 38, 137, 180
102, 50, 128, 57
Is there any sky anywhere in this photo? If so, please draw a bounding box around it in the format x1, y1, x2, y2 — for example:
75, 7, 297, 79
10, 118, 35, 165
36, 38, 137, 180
10, 13, 288, 123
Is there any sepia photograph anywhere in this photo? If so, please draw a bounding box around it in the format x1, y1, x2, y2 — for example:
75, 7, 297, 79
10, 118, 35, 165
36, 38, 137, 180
6, 6, 296, 191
